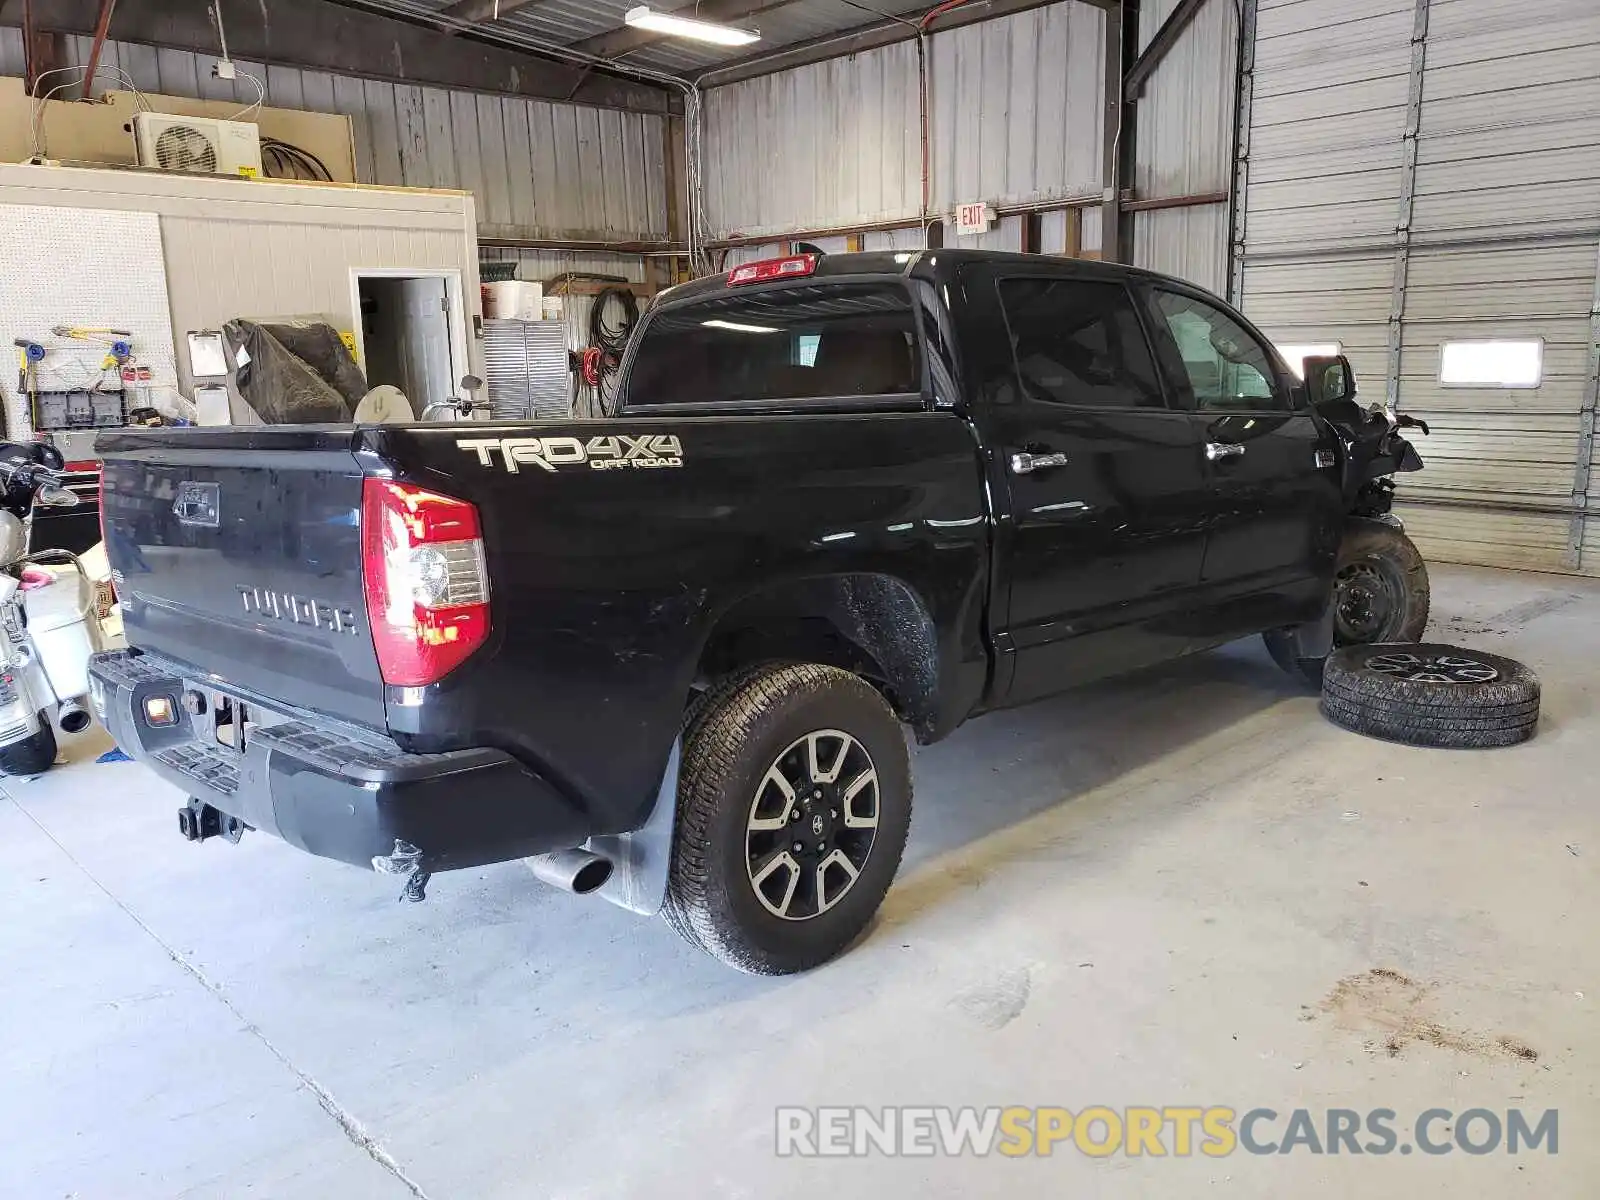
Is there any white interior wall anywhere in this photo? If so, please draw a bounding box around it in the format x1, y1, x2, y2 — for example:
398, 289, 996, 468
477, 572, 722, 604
0, 164, 483, 403
0, 203, 177, 438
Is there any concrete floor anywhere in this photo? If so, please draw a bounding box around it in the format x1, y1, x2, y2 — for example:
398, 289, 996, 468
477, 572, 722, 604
3, 562, 1596, 1199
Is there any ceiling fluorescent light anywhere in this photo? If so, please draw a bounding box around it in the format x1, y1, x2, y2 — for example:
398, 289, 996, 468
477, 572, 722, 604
702, 319, 779, 334
624, 6, 761, 46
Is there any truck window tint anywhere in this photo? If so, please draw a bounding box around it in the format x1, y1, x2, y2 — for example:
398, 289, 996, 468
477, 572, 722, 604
1152, 290, 1283, 412
627, 284, 920, 407
997, 278, 1165, 409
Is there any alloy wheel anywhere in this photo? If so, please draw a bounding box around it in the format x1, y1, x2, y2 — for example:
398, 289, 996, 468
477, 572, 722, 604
745, 729, 879, 921
1364, 651, 1501, 685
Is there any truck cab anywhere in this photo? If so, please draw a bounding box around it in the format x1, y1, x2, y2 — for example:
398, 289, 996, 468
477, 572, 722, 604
629, 250, 1349, 703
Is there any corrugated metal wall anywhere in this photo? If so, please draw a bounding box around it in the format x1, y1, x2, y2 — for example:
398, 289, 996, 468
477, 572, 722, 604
701, 0, 1227, 292
1131, 0, 1239, 294
720, 209, 1099, 269
702, 41, 922, 239
701, 2, 1106, 241
0, 27, 668, 244
927, 6, 1106, 215
1134, 204, 1232, 294
1238, 0, 1600, 576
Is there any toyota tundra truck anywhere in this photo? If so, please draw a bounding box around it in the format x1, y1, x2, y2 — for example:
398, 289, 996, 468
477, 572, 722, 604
90, 250, 1430, 974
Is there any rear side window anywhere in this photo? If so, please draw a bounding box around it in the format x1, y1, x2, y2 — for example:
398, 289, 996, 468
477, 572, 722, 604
997, 277, 1166, 409
626, 283, 921, 408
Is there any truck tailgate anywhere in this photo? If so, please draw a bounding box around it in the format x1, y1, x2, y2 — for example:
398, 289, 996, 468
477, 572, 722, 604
97, 428, 386, 729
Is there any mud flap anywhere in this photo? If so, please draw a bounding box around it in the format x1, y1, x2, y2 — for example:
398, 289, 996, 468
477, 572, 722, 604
586, 739, 680, 917
1287, 599, 1335, 661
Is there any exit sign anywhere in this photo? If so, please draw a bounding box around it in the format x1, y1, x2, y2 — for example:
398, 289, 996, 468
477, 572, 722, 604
955, 201, 993, 236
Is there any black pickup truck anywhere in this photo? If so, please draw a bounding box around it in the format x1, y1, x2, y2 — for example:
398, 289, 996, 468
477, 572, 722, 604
90, 250, 1429, 974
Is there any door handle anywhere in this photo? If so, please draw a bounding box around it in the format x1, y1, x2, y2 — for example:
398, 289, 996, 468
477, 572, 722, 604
1010, 451, 1070, 475
1205, 442, 1246, 463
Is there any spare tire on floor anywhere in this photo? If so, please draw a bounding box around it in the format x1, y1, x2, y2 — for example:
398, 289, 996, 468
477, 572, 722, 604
1320, 643, 1541, 748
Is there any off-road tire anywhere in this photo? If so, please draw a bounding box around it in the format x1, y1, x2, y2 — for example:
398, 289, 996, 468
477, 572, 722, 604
664, 663, 912, 974
1265, 523, 1431, 688
0, 717, 57, 776
659, 664, 775, 949
1320, 643, 1540, 748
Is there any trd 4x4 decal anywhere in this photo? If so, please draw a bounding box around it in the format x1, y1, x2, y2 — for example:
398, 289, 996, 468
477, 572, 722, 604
458, 434, 684, 473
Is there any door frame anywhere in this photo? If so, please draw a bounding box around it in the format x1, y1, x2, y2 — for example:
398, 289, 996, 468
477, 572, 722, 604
348, 268, 471, 401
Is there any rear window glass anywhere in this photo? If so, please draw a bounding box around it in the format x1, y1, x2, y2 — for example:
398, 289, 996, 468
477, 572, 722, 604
626, 283, 921, 408
997, 277, 1166, 409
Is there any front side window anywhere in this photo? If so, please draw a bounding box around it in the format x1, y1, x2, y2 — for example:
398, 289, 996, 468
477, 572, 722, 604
1152, 290, 1284, 412
996, 277, 1166, 409
626, 283, 920, 408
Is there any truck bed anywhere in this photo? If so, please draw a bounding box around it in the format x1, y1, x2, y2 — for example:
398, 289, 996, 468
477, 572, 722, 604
98, 414, 991, 833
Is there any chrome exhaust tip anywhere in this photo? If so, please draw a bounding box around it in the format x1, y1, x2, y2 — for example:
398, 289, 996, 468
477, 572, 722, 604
525, 848, 613, 896
58, 700, 92, 735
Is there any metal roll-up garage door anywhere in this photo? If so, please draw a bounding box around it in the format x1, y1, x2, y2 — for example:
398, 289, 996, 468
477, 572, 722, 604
1235, 0, 1600, 575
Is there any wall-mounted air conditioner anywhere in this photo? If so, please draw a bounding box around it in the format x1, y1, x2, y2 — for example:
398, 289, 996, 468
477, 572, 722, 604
132, 113, 263, 178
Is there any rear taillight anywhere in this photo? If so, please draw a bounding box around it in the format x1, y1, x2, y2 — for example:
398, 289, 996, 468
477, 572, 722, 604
361, 479, 490, 687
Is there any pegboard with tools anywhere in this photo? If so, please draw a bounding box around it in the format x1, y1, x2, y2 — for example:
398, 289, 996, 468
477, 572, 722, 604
0, 203, 179, 439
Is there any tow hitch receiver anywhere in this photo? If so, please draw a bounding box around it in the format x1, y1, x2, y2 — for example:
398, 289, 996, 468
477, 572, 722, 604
372, 839, 431, 903
177, 797, 247, 844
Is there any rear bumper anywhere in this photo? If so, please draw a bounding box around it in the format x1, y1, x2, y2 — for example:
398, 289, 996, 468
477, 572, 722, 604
88, 650, 593, 872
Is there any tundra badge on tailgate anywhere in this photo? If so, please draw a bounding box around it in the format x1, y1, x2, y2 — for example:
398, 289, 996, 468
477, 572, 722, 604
457, 435, 684, 474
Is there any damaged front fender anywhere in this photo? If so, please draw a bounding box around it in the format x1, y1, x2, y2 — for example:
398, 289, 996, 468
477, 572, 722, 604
1314, 397, 1428, 515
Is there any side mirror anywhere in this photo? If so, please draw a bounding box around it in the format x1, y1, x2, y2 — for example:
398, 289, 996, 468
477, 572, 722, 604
37, 485, 80, 509
1302, 354, 1356, 405
460, 375, 484, 394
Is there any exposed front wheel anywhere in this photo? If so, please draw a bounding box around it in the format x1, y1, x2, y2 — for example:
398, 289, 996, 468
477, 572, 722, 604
0, 716, 57, 777
664, 663, 912, 975
1265, 524, 1431, 687
1331, 525, 1430, 646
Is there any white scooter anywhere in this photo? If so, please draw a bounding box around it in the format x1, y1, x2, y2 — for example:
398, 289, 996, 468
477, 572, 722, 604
0, 444, 107, 775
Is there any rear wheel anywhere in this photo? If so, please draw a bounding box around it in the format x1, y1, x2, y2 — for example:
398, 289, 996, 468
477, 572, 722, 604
664, 663, 911, 975
0, 716, 57, 776
1266, 524, 1430, 687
